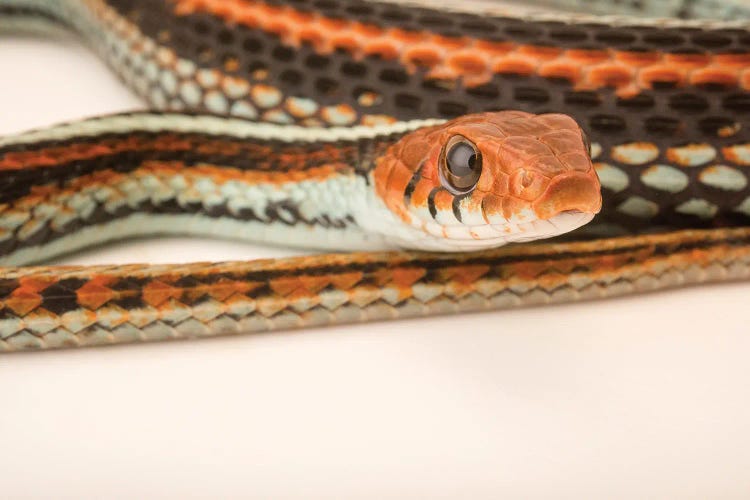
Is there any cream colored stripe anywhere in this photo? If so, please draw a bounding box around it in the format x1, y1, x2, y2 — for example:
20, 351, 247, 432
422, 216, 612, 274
0, 113, 445, 148
377, 0, 750, 27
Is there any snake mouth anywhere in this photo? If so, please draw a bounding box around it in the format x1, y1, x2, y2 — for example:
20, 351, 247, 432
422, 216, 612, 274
419, 208, 594, 250
496, 209, 594, 243
544, 209, 595, 234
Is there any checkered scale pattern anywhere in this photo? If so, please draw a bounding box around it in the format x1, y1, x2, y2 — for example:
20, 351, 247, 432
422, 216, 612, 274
2, 227, 750, 351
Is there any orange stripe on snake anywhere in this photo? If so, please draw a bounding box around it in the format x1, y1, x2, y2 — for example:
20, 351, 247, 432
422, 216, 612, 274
169, 0, 750, 96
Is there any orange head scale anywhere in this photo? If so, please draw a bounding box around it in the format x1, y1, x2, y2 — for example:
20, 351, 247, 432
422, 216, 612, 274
370, 111, 602, 251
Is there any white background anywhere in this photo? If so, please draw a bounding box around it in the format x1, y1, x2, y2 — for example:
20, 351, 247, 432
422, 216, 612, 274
2, 32, 750, 499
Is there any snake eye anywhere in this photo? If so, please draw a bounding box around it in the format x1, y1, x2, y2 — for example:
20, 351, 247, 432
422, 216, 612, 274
439, 135, 482, 194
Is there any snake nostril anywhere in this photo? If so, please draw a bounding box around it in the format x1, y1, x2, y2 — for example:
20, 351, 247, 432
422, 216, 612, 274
510, 169, 547, 200
520, 170, 535, 188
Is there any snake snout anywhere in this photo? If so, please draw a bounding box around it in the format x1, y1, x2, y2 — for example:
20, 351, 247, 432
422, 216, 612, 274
531, 171, 602, 220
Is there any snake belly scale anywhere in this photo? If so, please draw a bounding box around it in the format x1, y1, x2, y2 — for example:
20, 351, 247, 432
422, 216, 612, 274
1, 0, 750, 351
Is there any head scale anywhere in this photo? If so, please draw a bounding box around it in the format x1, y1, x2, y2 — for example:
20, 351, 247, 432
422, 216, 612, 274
371, 111, 602, 251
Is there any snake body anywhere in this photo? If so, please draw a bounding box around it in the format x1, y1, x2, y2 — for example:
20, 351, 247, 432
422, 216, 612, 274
1, 0, 750, 351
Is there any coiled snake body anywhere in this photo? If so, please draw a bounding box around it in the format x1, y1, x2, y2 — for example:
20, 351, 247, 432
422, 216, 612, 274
1, 0, 750, 351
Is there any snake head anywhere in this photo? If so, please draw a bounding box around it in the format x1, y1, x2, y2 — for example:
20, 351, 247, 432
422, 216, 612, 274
372, 111, 602, 251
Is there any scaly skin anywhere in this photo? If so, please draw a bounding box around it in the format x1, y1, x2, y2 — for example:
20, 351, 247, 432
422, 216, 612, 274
0, 111, 599, 262
0, 0, 749, 350
2, 0, 750, 234
3, 227, 750, 351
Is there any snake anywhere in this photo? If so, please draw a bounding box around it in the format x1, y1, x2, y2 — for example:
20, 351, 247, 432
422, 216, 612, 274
1, 0, 750, 351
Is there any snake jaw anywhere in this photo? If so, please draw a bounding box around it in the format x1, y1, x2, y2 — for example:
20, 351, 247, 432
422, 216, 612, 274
372, 111, 602, 251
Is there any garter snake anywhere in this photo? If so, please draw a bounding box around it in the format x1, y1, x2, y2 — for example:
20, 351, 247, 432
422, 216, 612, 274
1, 0, 749, 351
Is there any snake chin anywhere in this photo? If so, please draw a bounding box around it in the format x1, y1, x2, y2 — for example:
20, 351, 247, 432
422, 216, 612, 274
506, 210, 595, 243
376, 209, 595, 253
447, 210, 595, 251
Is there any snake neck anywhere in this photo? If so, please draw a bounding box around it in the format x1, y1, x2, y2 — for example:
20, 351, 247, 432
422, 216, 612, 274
0, 113, 447, 265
